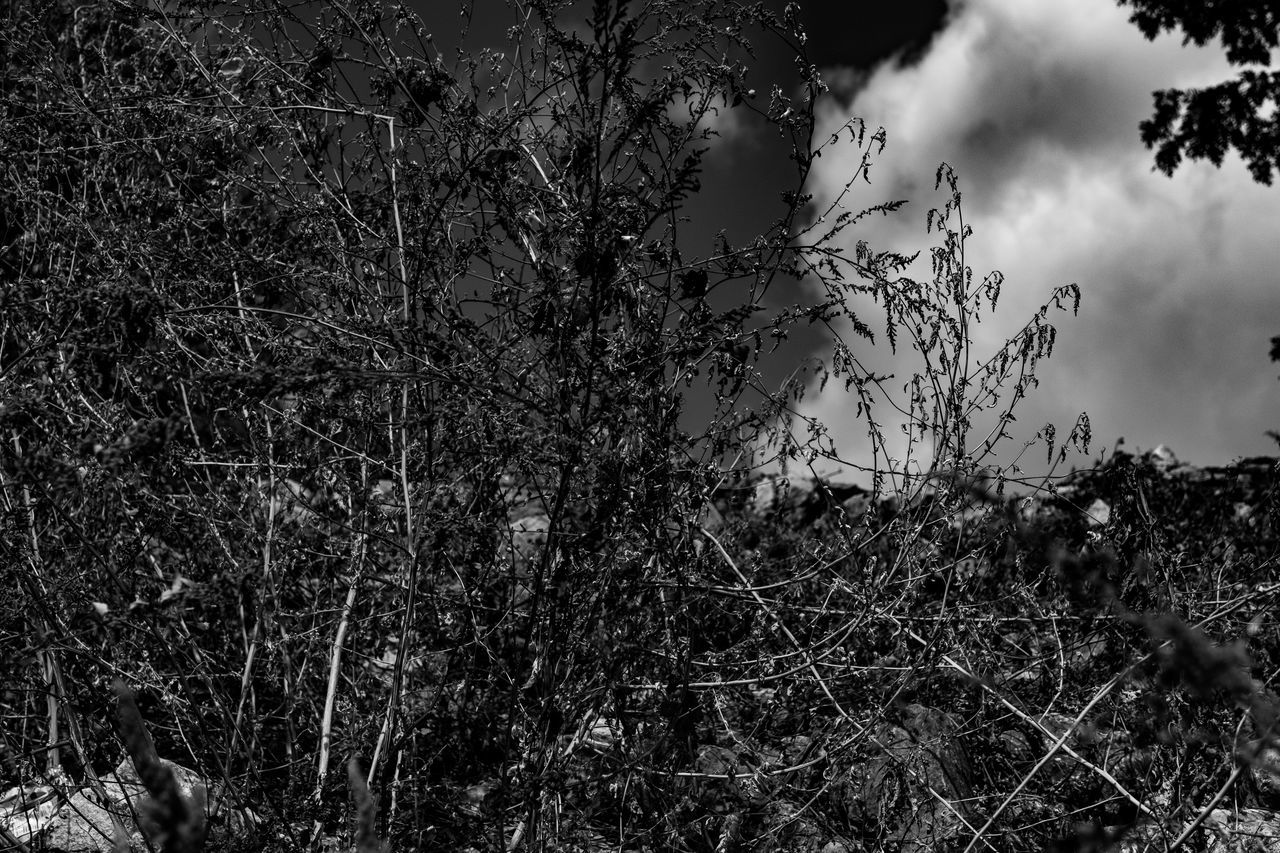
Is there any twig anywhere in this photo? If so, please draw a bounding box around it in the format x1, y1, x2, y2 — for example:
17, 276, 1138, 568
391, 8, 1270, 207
1159, 763, 1244, 853
315, 537, 367, 800
917, 633, 1157, 822
700, 526, 995, 851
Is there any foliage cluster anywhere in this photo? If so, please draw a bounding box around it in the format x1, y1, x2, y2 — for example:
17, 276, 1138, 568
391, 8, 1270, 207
1113, 0, 1280, 448
1117, 0, 1280, 184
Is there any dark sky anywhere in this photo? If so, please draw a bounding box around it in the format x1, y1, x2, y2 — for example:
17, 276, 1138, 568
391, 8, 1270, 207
799, 1, 948, 69
423, 1, 949, 68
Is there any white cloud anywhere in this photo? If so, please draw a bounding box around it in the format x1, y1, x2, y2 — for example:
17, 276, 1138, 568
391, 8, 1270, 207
798, 0, 1280, 484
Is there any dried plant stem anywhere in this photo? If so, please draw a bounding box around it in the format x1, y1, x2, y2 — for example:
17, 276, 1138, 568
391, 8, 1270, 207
506, 818, 526, 852
6, 431, 67, 775
960, 668, 1132, 852
701, 526, 993, 851
316, 538, 367, 800
314, 519, 370, 851
230, 416, 279, 771
40, 653, 60, 776
367, 578, 414, 788
1161, 763, 1244, 853
369, 115, 418, 801
958, 587, 1280, 852
916, 631, 1157, 821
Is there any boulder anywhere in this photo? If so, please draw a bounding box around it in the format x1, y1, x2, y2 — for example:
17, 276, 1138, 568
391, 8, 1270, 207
1084, 497, 1111, 527
506, 510, 550, 568
35, 757, 256, 852
41, 789, 127, 853
746, 475, 867, 527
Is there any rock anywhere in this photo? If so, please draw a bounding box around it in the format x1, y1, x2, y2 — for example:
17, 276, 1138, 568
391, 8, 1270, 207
1203, 808, 1280, 851
840, 491, 872, 521
36, 757, 256, 852
107, 755, 207, 808
997, 728, 1033, 762
781, 735, 815, 767
42, 790, 126, 853
1148, 444, 1179, 470
758, 735, 823, 791
899, 704, 971, 792
697, 499, 725, 533
751, 476, 812, 518
1085, 498, 1111, 527
745, 475, 866, 527
1067, 630, 1111, 669
1, 782, 60, 847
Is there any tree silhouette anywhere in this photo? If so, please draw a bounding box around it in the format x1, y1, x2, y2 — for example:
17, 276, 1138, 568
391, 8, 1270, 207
1117, 0, 1279, 184
1116, 2, 1280, 444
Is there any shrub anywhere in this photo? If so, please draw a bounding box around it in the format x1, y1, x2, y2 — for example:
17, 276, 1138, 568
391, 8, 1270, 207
1, 1, 1115, 850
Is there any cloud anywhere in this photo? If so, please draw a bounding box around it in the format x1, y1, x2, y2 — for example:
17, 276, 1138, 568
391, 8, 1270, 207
797, 0, 1280, 483
667, 86, 751, 151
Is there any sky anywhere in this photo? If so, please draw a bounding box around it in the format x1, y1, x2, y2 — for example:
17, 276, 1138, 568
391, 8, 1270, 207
415, 1, 1279, 485
751, 0, 1280, 483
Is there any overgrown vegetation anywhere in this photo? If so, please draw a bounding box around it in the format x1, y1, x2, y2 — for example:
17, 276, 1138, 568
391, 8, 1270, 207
1, 1, 1276, 851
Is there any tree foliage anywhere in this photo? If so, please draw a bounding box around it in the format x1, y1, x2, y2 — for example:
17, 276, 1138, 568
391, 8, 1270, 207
1117, 0, 1280, 183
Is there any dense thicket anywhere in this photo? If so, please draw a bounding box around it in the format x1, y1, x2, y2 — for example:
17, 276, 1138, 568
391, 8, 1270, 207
9, 2, 1273, 852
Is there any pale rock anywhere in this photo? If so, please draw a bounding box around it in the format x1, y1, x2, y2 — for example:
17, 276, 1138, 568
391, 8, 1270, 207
1085, 498, 1111, 527
1203, 808, 1280, 851
36, 757, 257, 852
696, 499, 725, 532
1149, 444, 1179, 469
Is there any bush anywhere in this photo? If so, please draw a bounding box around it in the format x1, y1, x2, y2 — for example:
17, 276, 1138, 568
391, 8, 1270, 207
19, 2, 1261, 852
